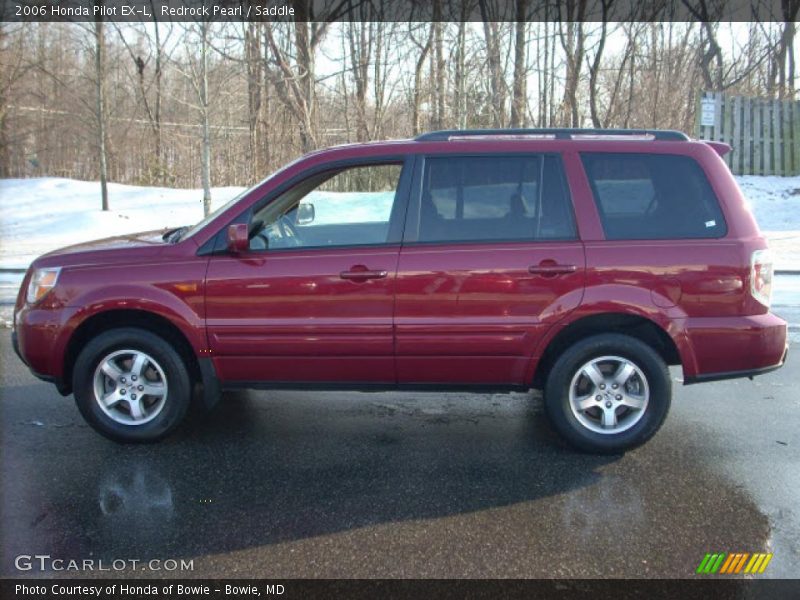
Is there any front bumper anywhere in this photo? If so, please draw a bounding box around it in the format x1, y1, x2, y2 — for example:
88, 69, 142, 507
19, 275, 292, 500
11, 330, 24, 365
13, 305, 74, 395
11, 329, 59, 386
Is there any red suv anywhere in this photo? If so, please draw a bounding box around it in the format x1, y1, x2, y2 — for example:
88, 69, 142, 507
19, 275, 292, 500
12, 129, 788, 453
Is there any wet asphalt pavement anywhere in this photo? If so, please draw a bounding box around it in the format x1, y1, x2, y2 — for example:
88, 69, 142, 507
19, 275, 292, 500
1, 334, 798, 579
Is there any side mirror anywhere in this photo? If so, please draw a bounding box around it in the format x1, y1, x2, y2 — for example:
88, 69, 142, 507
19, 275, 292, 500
226, 223, 250, 254
296, 202, 315, 225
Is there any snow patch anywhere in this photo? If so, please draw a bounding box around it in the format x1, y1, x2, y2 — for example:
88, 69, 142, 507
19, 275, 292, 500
0, 178, 244, 270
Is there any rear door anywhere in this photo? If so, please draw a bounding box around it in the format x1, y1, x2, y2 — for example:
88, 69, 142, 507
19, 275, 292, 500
394, 153, 585, 386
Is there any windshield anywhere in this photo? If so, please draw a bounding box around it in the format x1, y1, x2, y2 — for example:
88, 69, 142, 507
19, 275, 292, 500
179, 188, 249, 242
179, 156, 307, 242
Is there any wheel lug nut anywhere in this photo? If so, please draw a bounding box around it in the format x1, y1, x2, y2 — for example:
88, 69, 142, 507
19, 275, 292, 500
599, 384, 606, 390
138, 385, 144, 391
616, 394, 622, 400
595, 395, 602, 401
120, 377, 126, 383
120, 389, 126, 395
612, 383, 618, 389
131, 394, 137, 400
131, 375, 137, 381
605, 401, 613, 408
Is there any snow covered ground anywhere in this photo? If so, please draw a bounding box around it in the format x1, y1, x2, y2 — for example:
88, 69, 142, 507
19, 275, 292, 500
737, 175, 800, 271
0, 178, 245, 270
1, 175, 799, 328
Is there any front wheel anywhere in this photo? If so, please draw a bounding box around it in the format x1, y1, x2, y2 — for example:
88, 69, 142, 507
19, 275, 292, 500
73, 328, 192, 442
543, 334, 671, 454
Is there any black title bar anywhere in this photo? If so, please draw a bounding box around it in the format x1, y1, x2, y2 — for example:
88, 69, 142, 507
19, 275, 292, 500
1, 0, 795, 23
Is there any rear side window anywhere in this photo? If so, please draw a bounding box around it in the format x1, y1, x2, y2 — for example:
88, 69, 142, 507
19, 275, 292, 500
581, 153, 727, 240
414, 155, 576, 243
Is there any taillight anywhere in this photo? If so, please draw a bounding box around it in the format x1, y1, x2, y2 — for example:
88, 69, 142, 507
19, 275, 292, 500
750, 249, 773, 308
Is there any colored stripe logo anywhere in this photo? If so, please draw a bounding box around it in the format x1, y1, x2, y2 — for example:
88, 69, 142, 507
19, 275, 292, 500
696, 552, 773, 574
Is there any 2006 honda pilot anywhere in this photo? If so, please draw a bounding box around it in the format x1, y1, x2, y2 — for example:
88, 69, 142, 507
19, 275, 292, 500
12, 128, 788, 453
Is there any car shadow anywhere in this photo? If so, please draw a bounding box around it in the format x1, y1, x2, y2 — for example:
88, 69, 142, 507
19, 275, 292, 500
4, 387, 622, 566
1, 382, 774, 578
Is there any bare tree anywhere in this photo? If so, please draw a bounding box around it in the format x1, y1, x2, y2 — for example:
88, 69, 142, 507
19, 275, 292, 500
409, 23, 433, 136
0, 23, 37, 177
558, 0, 588, 127
681, 0, 725, 91
94, 15, 109, 210
510, 0, 528, 128
263, 0, 347, 153
172, 21, 214, 215
2, 17, 796, 189
432, 0, 446, 129
479, 0, 508, 127
587, 0, 614, 128
767, 0, 800, 98
115, 15, 173, 183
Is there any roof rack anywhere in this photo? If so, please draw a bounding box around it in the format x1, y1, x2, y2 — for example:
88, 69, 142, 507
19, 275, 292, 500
414, 128, 690, 142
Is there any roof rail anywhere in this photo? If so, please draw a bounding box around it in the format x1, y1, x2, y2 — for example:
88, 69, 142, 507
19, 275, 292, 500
414, 128, 690, 142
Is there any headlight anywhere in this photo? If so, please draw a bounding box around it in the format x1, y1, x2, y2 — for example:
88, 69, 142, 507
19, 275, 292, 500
26, 267, 62, 304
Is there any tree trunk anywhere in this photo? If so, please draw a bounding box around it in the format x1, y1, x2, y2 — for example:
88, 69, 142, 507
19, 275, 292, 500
412, 25, 433, 136
199, 22, 212, 216
479, 1, 506, 128
558, 0, 587, 128
433, 0, 445, 130
588, 0, 611, 128
510, 0, 528, 128
454, 18, 467, 129
94, 16, 109, 211
150, 0, 163, 181
245, 21, 263, 182
293, 3, 316, 153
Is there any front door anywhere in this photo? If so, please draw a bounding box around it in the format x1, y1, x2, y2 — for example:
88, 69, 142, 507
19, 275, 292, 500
394, 153, 586, 386
205, 160, 411, 384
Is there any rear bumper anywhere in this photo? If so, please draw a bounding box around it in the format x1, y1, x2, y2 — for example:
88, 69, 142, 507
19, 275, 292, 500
681, 312, 788, 384
684, 345, 788, 384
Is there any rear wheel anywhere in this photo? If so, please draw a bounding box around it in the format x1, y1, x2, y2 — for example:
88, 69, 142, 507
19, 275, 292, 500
544, 334, 671, 453
73, 328, 191, 442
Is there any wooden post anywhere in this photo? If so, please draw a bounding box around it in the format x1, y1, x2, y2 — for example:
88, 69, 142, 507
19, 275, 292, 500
743, 96, 752, 175
764, 101, 772, 176
754, 100, 762, 175
732, 96, 741, 174
782, 101, 791, 176
772, 100, 785, 175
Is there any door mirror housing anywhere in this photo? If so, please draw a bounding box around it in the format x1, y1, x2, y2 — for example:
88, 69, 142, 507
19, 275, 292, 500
227, 223, 250, 254
297, 202, 315, 225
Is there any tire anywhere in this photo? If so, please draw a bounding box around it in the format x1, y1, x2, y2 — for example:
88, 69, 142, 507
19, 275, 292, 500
73, 328, 192, 443
543, 333, 671, 454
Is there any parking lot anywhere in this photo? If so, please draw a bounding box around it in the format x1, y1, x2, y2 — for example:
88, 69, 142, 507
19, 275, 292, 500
1, 334, 798, 579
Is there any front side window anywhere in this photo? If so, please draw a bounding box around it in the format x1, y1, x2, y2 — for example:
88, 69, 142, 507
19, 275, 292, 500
581, 153, 727, 240
413, 155, 576, 243
248, 163, 402, 250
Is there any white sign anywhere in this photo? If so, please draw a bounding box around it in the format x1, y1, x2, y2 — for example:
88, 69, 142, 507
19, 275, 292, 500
700, 98, 716, 127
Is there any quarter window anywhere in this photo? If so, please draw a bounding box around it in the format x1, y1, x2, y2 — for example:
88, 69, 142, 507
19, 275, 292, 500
413, 155, 576, 243
581, 153, 727, 240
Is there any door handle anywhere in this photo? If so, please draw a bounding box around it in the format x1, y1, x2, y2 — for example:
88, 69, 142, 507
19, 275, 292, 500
340, 267, 389, 280
528, 263, 578, 276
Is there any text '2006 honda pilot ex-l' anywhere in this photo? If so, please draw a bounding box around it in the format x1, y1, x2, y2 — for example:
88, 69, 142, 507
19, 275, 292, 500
12, 128, 788, 453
